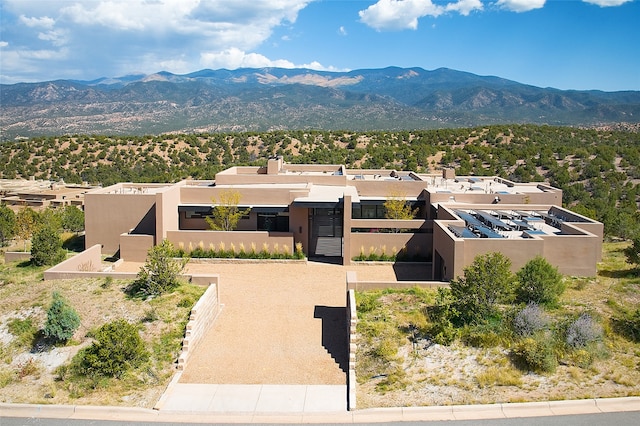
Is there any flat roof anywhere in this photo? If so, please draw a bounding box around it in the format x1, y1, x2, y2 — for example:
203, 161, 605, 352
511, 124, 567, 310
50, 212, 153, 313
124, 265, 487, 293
421, 175, 552, 196
292, 185, 360, 206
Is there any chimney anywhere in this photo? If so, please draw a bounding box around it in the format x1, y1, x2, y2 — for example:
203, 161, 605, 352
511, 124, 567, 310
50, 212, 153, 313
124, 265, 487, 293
443, 168, 455, 180
267, 156, 283, 175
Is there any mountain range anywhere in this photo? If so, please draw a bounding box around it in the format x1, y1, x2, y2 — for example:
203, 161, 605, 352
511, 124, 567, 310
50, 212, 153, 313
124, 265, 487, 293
2, 67, 639, 138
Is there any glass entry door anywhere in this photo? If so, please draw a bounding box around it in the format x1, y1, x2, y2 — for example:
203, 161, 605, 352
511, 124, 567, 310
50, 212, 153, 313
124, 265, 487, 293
309, 208, 343, 257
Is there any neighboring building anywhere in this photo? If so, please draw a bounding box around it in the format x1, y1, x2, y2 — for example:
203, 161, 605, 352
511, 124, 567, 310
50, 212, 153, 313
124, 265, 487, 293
0, 178, 94, 210
84, 157, 603, 279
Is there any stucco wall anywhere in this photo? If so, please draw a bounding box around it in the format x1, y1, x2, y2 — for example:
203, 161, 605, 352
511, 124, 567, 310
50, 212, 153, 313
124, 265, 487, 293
156, 183, 183, 242
85, 189, 157, 255
345, 270, 447, 291
120, 233, 155, 263
180, 186, 302, 206
3, 251, 32, 263
349, 232, 432, 260
43, 244, 139, 280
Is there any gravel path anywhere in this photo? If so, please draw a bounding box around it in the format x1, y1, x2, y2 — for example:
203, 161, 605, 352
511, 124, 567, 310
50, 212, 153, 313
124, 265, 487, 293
178, 261, 405, 385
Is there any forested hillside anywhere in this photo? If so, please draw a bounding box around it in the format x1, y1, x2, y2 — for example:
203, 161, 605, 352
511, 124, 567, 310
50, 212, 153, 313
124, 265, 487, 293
1, 124, 638, 238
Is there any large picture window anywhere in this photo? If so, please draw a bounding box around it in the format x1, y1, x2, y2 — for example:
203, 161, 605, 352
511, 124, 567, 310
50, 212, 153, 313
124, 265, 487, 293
257, 213, 289, 232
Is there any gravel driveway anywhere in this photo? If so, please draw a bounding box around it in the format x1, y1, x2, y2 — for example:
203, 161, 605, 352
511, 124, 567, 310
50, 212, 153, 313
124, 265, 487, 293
178, 261, 407, 385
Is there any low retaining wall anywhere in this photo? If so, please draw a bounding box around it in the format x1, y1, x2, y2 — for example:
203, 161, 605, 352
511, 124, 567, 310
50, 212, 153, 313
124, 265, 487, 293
345, 271, 448, 291
177, 277, 221, 370
347, 289, 357, 411
44, 245, 139, 280
3, 251, 32, 263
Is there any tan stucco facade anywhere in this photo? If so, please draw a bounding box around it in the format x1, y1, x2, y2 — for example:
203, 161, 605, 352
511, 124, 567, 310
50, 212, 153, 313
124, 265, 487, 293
84, 159, 603, 280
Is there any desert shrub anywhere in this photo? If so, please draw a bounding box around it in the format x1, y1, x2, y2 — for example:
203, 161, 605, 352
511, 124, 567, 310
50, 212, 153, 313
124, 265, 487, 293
7, 317, 38, 348
512, 333, 558, 373
476, 365, 523, 388
71, 319, 149, 379
100, 276, 113, 289
375, 365, 408, 393
512, 303, 550, 338
356, 291, 380, 315
613, 307, 640, 342
43, 291, 80, 343
566, 313, 603, 349
127, 240, 187, 297
515, 256, 565, 307
427, 287, 459, 345
17, 358, 40, 379
30, 226, 66, 266
567, 348, 595, 369
460, 320, 508, 348
450, 252, 514, 325
371, 337, 399, 362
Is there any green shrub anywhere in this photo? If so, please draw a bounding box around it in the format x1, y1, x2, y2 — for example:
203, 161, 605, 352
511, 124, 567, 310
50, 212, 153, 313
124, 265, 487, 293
461, 320, 508, 348
71, 319, 149, 379
127, 240, 187, 297
356, 292, 381, 314
427, 287, 459, 345
7, 317, 38, 348
43, 292, 80, 343
515, 256, 565, 307
512, 333, 558, 373
450, 252, 514, 325
371, 337, 399, 362
613, 307, 640, 342
30, 227, 66, 266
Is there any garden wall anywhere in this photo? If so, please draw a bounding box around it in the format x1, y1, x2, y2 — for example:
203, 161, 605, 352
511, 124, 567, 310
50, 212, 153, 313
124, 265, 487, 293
177, 278, 221, 370
347, 289, 357, 411
3, 251, 32, 263
345, 271, 447, 291
43, 245, 139, 280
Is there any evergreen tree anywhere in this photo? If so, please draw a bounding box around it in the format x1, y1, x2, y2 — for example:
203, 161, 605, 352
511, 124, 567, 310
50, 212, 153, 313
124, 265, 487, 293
449, 252, 514, 324
31, 226, 66, 266
43, 291, 80, 343
0, 204, 16, 246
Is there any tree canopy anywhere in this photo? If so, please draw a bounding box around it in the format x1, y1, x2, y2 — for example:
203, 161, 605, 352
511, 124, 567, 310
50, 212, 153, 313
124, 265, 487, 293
449, 252, 514, 324
206, 190, 249, 232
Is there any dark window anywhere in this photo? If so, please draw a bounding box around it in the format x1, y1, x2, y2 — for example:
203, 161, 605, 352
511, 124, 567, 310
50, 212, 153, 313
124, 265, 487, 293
257, 213, 289, 232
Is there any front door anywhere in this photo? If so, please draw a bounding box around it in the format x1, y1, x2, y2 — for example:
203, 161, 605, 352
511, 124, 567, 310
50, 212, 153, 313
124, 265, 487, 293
309, 208, 343, 257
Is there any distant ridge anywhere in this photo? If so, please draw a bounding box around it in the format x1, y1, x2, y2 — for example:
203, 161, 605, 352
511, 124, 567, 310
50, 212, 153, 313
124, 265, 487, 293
1, 67, 639, 138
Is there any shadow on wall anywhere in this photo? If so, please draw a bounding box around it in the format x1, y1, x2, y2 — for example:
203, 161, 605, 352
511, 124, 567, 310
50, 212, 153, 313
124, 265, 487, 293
392, 262, 433, 281
314, 305, 348, 374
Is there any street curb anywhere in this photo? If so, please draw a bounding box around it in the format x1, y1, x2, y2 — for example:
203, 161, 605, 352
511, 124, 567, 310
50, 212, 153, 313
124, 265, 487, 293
1, 397, 639, 423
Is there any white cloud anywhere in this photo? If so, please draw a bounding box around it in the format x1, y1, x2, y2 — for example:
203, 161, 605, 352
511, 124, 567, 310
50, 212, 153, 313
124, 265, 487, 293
201, 48, 295, 69
0, 41, 8, 48
339, 26, 348, 36
582, 0, 633, 6
37, 29, 68, 47
446, 0, 484, 16
495, 0, 546, 13
19, 15, 56, 29
359, 0, 483, 31
200, 48, 341, 72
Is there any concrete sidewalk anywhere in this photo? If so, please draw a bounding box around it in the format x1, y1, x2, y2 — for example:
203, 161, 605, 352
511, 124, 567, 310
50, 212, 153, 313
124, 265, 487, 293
2, 397, 639, 423
156, 383, 346, 413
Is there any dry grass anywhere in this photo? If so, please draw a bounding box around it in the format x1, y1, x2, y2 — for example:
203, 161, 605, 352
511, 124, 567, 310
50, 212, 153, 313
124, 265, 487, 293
0, 259, 204, 407
356, 242, 640, 408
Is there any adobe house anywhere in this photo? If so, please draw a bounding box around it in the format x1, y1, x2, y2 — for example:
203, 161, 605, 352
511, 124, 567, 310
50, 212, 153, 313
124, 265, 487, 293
84, 157, 602, 280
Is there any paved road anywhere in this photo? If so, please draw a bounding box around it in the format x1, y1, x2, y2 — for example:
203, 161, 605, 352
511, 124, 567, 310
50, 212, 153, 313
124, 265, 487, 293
3, 411, 640, 425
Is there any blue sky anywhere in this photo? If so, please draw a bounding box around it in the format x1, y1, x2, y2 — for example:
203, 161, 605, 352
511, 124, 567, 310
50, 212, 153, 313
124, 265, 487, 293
1, 0, 638, 91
